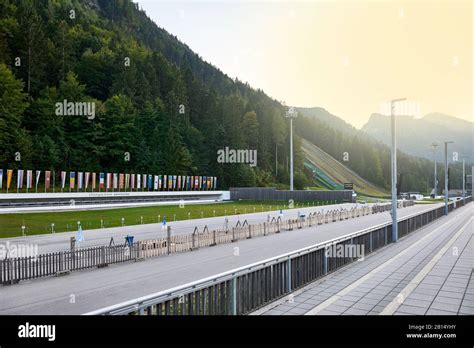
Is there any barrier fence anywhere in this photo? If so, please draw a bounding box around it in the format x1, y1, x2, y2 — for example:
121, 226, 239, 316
1, 201, 414, 285
83, 197, 470, 315
229, 187, 353, 202
0, 243, 140, 284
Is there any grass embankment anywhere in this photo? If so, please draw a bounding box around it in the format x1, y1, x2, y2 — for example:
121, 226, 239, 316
0, 199, 342, 238
356, 195, 389, 203
414, 198, 444, 204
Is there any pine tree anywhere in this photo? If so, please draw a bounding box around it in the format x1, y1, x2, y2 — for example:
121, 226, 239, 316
162, 124, 192, 174
0, 63, 30, 166
241, 111, 259, 149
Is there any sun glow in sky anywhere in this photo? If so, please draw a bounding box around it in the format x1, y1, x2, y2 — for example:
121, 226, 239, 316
136, 0, 472, 128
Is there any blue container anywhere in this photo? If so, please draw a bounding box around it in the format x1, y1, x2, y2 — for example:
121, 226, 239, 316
125, 235, 134, 246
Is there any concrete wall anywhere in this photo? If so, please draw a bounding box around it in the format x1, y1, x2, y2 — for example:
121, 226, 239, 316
229, 187, 353, 202
0, 191, 228, 207
0, 191, 225, 200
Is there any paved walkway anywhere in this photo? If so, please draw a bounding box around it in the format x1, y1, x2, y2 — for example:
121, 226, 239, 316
255, 203, 473, 316
393, 219, 473, 315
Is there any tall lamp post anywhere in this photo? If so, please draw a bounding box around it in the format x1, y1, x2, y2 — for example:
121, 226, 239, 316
472, 166, 474, 200
431, 142, 439, 197
444, 141, 453, 215
390, 98, 406, 243
286, 107, 298, 191
462, 157, 466, 204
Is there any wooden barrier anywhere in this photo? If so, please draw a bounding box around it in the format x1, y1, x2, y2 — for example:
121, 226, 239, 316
0, 198, 437, 285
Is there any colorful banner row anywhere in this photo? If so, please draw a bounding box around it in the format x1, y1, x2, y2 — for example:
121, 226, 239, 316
0, 169, 217, 193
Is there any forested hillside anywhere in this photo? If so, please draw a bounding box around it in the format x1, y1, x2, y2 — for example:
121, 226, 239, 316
0, 0, 463, 193
0, 0, 308, 189
296, 110, 466, 192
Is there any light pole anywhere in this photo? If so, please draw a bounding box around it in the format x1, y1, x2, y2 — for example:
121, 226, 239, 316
444, 141, 453, 215
462, 157, 465, 204
431, 142, 439, 197
286, 107, 298, 191
472, 166, 474, 199
390, 98, 406, 243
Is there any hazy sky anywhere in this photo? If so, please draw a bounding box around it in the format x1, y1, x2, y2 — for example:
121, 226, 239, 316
135, 0, 472, 128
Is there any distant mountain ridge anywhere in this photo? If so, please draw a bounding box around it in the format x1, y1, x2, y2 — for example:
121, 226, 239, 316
297, 107, 359, 136
295, 106, 468, 193
361, 113, 473, 162
423, 112, 473, 130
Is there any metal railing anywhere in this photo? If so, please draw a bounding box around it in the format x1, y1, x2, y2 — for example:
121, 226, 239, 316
0, 204, 377, 284
0, 200, 429, 285
85, 196, 471, 315
0, 200, 443, 286
1, 243, 139, 284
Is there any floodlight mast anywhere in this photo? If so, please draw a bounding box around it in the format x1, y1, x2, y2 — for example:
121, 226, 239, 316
444, 141, 454, 215
390, 98, 406, 243
431, 142, 439, 197
462, 157, 465, 204
286, 107, 298, 191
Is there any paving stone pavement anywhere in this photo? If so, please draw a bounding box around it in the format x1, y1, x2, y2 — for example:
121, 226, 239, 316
256, 205, 473, 316
395, 222, 473, 316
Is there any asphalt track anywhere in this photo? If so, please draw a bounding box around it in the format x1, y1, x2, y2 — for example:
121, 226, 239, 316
0, 203, 443, 314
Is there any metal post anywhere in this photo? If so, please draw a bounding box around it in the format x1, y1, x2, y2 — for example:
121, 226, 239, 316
101, 246, 105, 264
323, 249, 328, 274
287, 258, 292, 292
444, 141, 453, 215
390, 99, 405, 242
445, 143, 448, 214
232, 276, 237, 315
9, 259, 13, 285
59, 252, 63, 272
432, 142, 438, 196
462, 158, 465, 204
70, 236, 76, 252
290, 117, 294, 191
167, 226, 171, 255
286, 107, 297, 191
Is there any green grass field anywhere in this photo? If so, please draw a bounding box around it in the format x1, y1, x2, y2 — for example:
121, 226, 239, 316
0, 199, 342, 238
356, 195, 389, 203
414, 198, 444, 204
